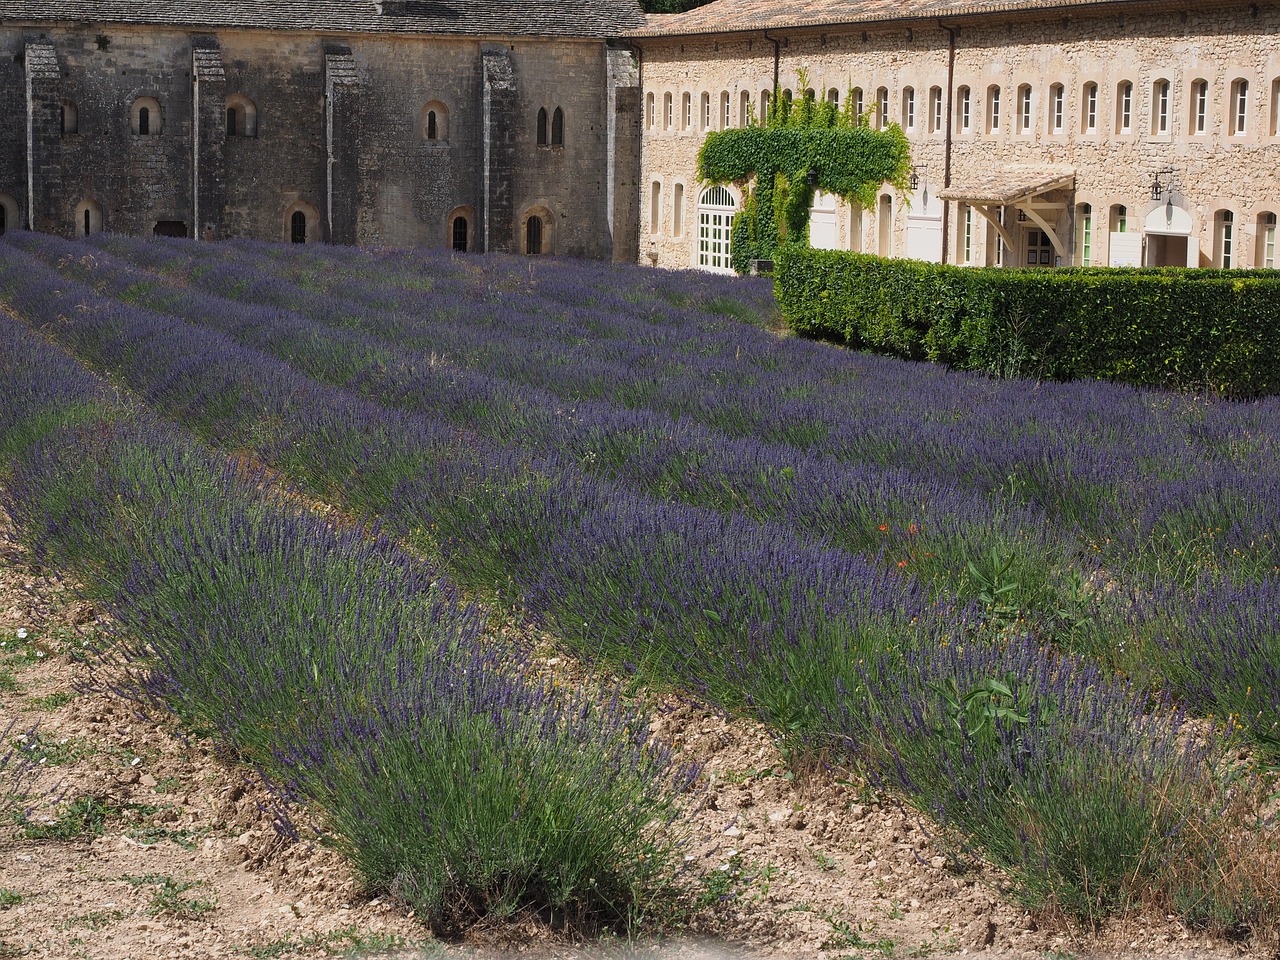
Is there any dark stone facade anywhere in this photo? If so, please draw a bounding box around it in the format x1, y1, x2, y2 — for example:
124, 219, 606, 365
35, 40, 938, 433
1, 18, 641, 258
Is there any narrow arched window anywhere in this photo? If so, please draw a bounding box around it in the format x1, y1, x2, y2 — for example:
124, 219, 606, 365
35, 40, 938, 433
536, 107, 549, 146
420, 101, 449, 142
526, 215, 544, 255
76, 199, 103, 236
132, 97, 162, 136
452, 215, 468, 252
291, 210, 307, 244
226, 95, 259, 138
551, 107, 564, 146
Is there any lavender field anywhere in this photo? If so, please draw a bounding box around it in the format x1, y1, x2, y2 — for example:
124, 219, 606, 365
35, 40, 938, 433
1, 232, 1278, 933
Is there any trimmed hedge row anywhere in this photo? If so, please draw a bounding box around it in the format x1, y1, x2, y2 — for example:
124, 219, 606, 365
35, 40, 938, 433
774, 245, 1280, 397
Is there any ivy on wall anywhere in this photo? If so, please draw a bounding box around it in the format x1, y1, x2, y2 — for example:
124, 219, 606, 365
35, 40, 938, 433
696, 83, 912, 273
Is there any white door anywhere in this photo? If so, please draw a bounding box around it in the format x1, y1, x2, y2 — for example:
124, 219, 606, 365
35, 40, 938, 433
809, 190, 839, 250
697, 185, 737, 273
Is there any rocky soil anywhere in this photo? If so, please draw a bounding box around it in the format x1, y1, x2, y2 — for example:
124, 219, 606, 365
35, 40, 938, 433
0, 506, 1265, 960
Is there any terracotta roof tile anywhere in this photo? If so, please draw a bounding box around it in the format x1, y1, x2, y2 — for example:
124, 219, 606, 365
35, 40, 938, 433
629, 0, 1150, 37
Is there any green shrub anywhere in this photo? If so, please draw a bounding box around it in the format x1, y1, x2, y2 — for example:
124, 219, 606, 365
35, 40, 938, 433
775, 246, 1280, 397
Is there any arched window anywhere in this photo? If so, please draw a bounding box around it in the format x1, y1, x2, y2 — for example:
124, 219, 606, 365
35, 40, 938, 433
131, 97, 162, 136
1016, 84, 1032, 133
551, 107, 564, 146
421, 100, 449, 142
1152, 79, 1170, 135
452, 215, 468, 252
664, 93, 673, 129
1272, 78, 1280, 136
1230, 78, 1249, 135
1082, 81, 1098, 133
537, 107, 549, 146
1116, 80, 1133, 133
956, 85, 971, 132
681, 92, 692, 130
673, 182, 685, 238
74, 199, 102, 236
60, 99, 78, 135
650, 180, 662, 235
284, 201, 319, 244
875, 87, 889, 129
901, 86, 915, 130
720, 91, 730, 128
1191, 79, 1208, 134
739, 90, 750, 126
226, 95, 258, 138
525, 215, 544, 255
1110, 204, 1128, 235
929, 86, 943, 133
850, 87, 864, 121
1216, 209, 1235, 266
646, 92, 655, 130
1048, 83, 1064, 133
696, 185, 737, 273
1077, 202, 1092, 266
1258, 212, 1277, 268
827, 87, 840, 106
700, 91, 711, 130
760, 90, 771, 123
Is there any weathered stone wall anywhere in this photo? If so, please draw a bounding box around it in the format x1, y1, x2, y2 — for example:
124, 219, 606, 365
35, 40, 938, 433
636, 2, 1280, 271
0, 22, 623, 256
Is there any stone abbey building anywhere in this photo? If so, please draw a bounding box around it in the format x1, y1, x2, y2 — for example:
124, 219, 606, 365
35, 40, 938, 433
2, 0, 646, 258
3, 0, 1280, 271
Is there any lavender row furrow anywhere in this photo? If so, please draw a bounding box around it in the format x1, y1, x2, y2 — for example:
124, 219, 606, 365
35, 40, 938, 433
0, 240, 943, 740
77, 232, 1280, 579
0, 309, 689, 932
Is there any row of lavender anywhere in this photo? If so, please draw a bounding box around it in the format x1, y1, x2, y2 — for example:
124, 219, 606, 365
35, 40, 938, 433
37, 233, 1072, 623
88, 232, 1280, 586
16, 232, 1280, 753
0, 309, 691, 934
1, 234, 1274, 925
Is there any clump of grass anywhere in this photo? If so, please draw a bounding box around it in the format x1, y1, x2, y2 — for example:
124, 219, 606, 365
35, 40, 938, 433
18, 796, 114, 841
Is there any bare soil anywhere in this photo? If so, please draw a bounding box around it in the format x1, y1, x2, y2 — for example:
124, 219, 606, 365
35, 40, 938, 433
0, 506, 1265, 960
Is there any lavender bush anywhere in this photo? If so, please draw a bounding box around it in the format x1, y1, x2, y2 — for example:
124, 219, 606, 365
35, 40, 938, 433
837, 636, 1250, 925
0, 311, 692, 933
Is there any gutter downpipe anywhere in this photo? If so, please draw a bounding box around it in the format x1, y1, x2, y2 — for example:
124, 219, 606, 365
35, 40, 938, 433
940, 20, 957, 265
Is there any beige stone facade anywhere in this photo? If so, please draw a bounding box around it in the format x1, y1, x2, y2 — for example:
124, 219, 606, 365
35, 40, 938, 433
632, 0, 1280, 273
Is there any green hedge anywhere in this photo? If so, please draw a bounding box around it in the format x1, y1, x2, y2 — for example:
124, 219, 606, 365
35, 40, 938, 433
775, 246, 1280, 397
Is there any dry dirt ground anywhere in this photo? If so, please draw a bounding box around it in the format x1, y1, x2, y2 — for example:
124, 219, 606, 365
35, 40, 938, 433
0, 505, 1267, 960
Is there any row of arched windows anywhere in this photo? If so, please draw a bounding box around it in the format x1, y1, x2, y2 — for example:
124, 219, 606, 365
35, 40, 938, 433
945, 77, 1276, 138
52, 93, 563, 147
646, 75, 1280, 141
55, 94, 260, 138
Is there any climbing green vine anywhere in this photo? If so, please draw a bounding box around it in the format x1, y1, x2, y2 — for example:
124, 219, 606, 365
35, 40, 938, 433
696, 79, 912, 273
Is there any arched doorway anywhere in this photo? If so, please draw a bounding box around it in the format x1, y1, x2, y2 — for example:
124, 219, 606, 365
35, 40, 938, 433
696, 185, 736, 273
